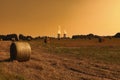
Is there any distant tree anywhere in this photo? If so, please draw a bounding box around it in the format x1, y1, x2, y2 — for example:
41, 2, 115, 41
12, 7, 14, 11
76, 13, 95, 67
72, 35, 81, 39
87, 33, 94, 37
19, 34, 33, 41
26, 36, 33, 41
114, 32, 120, 38
0, 35, 6, 40
72, 33, 95, 39
6, 34, 18, 41
87, 33, 94, 39
19, 34, 26, 40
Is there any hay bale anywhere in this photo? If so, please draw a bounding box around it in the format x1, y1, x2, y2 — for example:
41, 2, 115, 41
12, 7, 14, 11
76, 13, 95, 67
44, 37, 50, 43
10, 42, 31, 62
98, 37, 105, 43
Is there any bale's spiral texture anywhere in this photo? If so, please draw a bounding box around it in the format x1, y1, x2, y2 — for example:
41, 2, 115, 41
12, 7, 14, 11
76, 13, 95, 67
10, 42, 31, 61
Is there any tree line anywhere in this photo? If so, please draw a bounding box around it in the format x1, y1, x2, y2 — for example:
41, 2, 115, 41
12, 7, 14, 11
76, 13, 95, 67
0, 32, 120, 41
72, 32, 120, 39
0, 34, 33, 41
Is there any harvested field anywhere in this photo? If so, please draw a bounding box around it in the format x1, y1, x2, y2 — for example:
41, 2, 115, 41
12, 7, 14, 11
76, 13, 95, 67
0, 39, 120, 80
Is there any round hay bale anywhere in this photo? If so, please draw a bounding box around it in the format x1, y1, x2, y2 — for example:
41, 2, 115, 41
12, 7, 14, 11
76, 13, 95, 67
98, 37, 105, 43
10, 42, 31, 62
44, 37, 50, 43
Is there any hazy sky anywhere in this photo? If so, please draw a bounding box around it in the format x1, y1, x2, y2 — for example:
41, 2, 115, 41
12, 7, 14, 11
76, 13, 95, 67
0, 0, 120, 37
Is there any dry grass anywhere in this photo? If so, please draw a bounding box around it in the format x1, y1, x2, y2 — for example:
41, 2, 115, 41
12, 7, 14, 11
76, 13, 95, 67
0, 39, 119, 80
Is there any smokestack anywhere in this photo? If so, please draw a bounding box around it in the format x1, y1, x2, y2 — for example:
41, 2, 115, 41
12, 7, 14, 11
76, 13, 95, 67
58, 34, 60, 40
63, 30, 67, 38
57, 25, 61, 40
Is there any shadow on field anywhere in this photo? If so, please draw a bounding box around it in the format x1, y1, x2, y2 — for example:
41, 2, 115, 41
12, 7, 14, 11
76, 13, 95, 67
0, 58, 11, 62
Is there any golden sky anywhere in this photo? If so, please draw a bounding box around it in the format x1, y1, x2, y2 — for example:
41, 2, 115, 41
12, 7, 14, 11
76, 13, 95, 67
0, 0, 120, 37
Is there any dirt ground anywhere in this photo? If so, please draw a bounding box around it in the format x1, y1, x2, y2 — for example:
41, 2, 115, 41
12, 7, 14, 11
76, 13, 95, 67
0, 40, 120, 80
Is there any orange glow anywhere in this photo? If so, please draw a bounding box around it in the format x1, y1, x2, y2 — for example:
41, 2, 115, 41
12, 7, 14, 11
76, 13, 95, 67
0, 0, 120, 37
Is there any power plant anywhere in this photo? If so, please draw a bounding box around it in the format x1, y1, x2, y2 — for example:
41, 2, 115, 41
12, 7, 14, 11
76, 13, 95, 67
57, 26, 67, 39
63, 30, 67, 38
